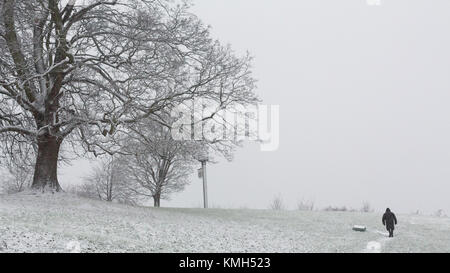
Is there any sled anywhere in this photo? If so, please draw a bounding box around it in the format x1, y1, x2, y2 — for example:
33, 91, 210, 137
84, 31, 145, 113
352, 225, 367, 232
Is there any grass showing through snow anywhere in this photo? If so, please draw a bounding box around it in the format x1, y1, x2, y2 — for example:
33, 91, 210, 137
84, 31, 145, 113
1, 192, 449, 253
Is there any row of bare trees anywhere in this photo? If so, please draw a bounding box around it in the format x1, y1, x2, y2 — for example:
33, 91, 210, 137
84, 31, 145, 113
75, 117, 205, 207
269, 195, 375, 213
0, 0, 258, 196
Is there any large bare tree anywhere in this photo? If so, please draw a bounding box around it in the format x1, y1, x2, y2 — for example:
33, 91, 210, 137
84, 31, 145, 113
0, 0, 256, 191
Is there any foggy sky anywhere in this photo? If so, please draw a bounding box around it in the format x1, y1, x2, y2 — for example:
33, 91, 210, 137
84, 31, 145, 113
61, 0, 450, 214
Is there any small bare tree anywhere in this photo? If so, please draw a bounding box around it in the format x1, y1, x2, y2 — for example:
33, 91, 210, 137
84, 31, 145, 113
123, 119, 200, 207
82, 155, 138, 205
269, 195, 285, 211
297, 198, 314, 211
361, 201, 373, 213
0, 143, 34, 193
1, 164, 31, 193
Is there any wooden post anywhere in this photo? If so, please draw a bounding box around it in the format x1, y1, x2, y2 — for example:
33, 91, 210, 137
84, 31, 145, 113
201, 160, 208, 208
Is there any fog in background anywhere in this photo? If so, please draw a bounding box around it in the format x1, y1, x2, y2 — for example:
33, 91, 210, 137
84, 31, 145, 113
61, 0, 450, 214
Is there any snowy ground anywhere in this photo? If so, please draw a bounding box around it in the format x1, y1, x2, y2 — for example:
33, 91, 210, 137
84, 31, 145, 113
1, 191, 450, 253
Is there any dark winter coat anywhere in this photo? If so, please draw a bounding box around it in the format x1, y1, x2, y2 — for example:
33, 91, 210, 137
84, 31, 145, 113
382, 208, 397, 230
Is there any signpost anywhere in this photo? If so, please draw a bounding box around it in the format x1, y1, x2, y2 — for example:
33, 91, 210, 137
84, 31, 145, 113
200, 159, 208, 208
196, 151, 209, 209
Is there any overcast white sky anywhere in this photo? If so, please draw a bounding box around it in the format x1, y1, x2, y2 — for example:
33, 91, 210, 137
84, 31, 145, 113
61, 0, 450, 214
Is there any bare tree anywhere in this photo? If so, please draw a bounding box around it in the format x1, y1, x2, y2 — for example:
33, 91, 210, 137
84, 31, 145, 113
361, 201, 373, 213
297, 198, 314, 211
1, 164, 31, 193
0, 142, 34, 193
269, 195, 285, 211
123, 119, 201, 207
0, 0, 257, 192
82, 155, 138, 205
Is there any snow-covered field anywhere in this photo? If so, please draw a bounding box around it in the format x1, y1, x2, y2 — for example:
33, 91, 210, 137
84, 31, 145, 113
1, 191, 449, 253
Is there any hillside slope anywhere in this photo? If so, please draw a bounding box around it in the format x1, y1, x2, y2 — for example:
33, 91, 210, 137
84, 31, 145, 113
1, 192, 449, 253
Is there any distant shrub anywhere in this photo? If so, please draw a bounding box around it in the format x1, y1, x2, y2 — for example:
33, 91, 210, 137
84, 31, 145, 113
324, 206, 348, 212
297, 199, 314, 211
361, 201, 374, 213
435, 209, 447, 218
269, 195, 285, 210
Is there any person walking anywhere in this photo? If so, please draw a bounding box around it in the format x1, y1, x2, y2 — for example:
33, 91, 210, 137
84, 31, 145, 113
382, 208, 398, 238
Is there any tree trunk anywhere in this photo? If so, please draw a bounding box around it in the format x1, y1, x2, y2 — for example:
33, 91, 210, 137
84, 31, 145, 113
31, 136, 62, 192
153, 194, 161, 207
